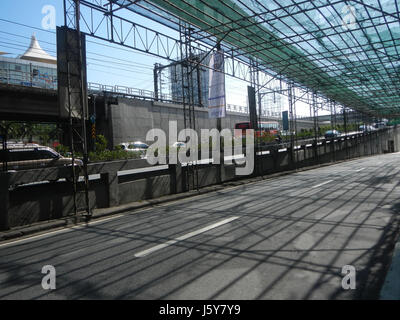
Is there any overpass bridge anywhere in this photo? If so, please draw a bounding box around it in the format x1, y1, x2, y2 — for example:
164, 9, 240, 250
0, 81, 318, 146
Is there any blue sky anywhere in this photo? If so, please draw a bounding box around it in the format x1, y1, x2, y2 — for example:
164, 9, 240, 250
0, 0, 319, 115
0, 0, 171, 90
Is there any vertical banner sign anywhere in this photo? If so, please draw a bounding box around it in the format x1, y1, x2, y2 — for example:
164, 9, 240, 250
208, 50, 226, 118
248, 86, 258, 131
282, 111, 289, 131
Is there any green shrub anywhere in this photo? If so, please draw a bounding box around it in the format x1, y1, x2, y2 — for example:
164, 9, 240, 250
55, 144, 70, 156
95, 134, 108, 152
88, 149, 141, 162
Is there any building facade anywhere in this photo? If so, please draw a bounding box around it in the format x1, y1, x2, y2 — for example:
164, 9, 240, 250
0, 35, 57, 90
168, 53, 210, 107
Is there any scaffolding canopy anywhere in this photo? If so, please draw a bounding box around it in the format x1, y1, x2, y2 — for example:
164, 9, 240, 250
109, 0, 400, 117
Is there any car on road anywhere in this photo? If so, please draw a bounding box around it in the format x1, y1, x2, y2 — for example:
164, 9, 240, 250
170, 141, 186, 149
324, 130, 341, 139
0, 145, 83, 171
119, 141, 149, 158
119, 141, 149, 152
374, 122, 386, 129
359, 125, 376, 132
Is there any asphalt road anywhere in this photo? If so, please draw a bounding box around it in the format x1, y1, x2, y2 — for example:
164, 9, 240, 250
1, 152, 400, 300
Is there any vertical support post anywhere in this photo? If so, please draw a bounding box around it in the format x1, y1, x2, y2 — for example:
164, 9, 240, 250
256, 62, 263, 176
288, 82, 295, 168
92, 94, 97, 152
329, 100, 335, 161
76, 0, 91, 217
196, 59, 202, 107
1, 127, 8, 172
248, 85, 257, 176
153, 64, 159, 101
343, 107, 348, 159
169, 163, 182, 194
60, 0, 91, 217
217, 117, 224, 183
312, 92, 318, 163
0, 172, 10, 231
101, 171, 119, 207
215, 42, 224, 183
333, 101, 337, 130
109, 1, 114, 42
179, 23, 198, 191
179, 22, 187, 131
63, 0, 67, 27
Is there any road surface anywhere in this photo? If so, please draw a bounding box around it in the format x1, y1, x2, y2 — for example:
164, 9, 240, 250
1, 152, 400, 299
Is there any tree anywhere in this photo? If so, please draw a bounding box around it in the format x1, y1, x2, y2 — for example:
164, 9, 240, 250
95, 134, 108, 152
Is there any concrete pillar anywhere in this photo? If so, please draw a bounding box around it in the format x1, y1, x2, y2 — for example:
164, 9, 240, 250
220, 163, 227, 182
0, 172, 10, 231
288, 146, 295, 169
102, 171, 119, 207
169, 163, 183, 194
272, 148, 279, 171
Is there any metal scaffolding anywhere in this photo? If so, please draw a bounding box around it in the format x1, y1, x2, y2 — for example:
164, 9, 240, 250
63, 0, 397, 119
60, 0, 396, 179
62, 0, 91, 219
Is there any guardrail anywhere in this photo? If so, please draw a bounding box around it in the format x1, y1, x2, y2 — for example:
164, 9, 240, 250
87, 82, 156, 99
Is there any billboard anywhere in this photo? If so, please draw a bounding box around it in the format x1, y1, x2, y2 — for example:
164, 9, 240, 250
282, 111, 289, 131
57, 26, 88, 119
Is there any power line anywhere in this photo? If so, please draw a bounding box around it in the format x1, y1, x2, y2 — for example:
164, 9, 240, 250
88, 68, 154, 89
88, 63, 153, 79
0, 18, 55, 34
0, 41, 153, 74
0, 32, 155, 70
0, 18, 168, 60
87, 56, 152, 70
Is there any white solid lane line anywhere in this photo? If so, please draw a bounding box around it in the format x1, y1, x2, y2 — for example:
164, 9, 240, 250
311, 180, 333, 189
134, 216, 240, 258
0, 213, 129, 248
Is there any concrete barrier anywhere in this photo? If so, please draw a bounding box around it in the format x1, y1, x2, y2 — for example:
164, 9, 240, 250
0, 127, 399, 230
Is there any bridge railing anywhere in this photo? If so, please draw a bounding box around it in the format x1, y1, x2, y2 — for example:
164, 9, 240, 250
1, 69, 257, 115
87, 83, 156, 100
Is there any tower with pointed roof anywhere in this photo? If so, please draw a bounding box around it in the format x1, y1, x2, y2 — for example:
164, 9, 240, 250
19, 34, 56, 65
